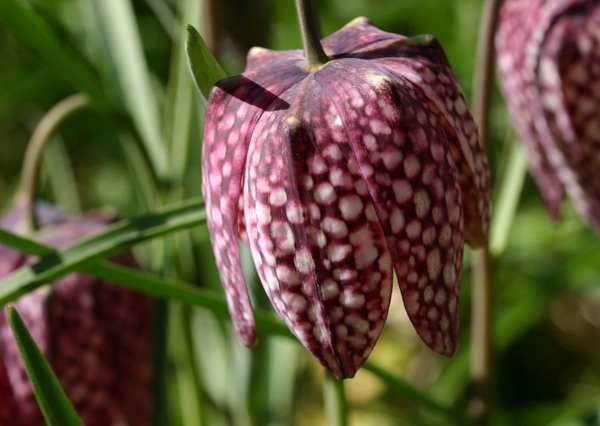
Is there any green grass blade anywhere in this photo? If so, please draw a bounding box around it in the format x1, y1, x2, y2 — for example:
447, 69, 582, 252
185, 25, 227, 99
0, 0, 107, 105
85, 262, 293, 338
490, 137, 528, 255
0, 213, 461, 421
0, 228, 54, 257
0, 225, 291, 338
7, 306, 84, 426
0, 198, 205, 306
90, 0, 169, 181
165, 0, 201, 181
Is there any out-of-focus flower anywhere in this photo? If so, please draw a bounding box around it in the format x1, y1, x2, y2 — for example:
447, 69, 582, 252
496, 0, 600, 231
202, 17, 489, 379
0, 203, 154, 425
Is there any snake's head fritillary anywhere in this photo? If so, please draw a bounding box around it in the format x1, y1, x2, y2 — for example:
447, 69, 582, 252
0, 204, 154, 425
496, 0, 600, 232
203, 17, 490, 379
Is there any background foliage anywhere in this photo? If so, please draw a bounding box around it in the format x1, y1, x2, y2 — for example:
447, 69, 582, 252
1, 0, 600, 425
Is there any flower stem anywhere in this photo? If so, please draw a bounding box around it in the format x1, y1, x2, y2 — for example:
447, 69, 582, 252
20, 93, 91, 233
324, 372, 348, 426
470, 0, 501, 424
469, 247, 492, 424
294, 0, 329, 68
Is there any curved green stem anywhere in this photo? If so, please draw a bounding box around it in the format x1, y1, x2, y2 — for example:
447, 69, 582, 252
470, 0, 501, 424
20, 93, 91, 233
324, 372, 348, 426
294, 0, 329, 69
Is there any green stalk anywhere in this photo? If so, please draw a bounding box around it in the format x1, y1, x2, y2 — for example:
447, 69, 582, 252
489, 137, 528, 255
171, 304, 205, 426
470, 0, 502, 424
294, 0, 329, 69
324, 373, 348, 426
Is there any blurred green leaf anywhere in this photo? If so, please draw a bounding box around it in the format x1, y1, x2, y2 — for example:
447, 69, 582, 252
90, 0, 169, 181
362, 363, 468, 424
0, 223, 290, 338
0, 0, 107, 105
490, 136, 528, 255
0, 198, 206, 306
7, 306, 84, 426
185, 25, 227, 99
165, 1, 201, 183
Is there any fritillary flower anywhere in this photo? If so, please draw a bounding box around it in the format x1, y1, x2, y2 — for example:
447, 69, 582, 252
203, 17, 489, 379
496, 0, 600, 231
0, 204, 154, 425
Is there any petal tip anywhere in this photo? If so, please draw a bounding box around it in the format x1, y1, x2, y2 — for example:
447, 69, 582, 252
233, 319, 258, 347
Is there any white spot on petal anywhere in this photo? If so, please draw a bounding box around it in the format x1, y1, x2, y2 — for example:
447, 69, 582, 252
393, 180, 413, 203
414, 190, 431, 218
321, 279, 339, 300
309, 155, 327, 174
427, 248, 441, 280
322, 217, 349, 238
327, 244, 352, 263
390, 208, 405, 234
286, 203, 304, 224
295, 248, 315, 274
340, 290, 366, 309
315, 183, 337, 205
255, 202, 271, 224
339, 195, 364, 221
345, 313, 370, 334
269, 188, 288, 206
276, 265, 300, 285
382, 151, 403, 171
403, 155, 421, 178
405, 220, 422, 240
355, 246, 379, 269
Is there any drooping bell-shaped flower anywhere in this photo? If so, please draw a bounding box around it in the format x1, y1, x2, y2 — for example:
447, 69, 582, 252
0, 203, 154, 426
496, 0, 600, 231
203, 17, 490, 379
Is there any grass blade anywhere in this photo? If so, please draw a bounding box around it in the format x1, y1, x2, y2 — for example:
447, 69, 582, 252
7, 306, 84, 426
0, 226, 461, 421
185, 25, 227, 99
90, 0, 169, 181
490, 137, 528, 255
0, 198, 206, 306
0, 223, 290, 338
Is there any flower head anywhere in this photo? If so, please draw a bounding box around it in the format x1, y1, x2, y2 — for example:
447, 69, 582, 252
496, 0, 600, 231
0, 204, 154, 425
203, 17, 489, 379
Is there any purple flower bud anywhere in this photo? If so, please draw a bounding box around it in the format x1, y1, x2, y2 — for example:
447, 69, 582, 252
203, 17, 490, 379
496, 0, 600, 231
0, 205, 154, 425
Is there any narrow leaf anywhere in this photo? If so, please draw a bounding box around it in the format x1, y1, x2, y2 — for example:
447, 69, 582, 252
7, 306, 84, 426
0, 0, 107, 105
185, 24, 227, 99
0, 227, 291, 338
0, 198, 206, 306
0, 223, 459, 419
90, 0, 170, 180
